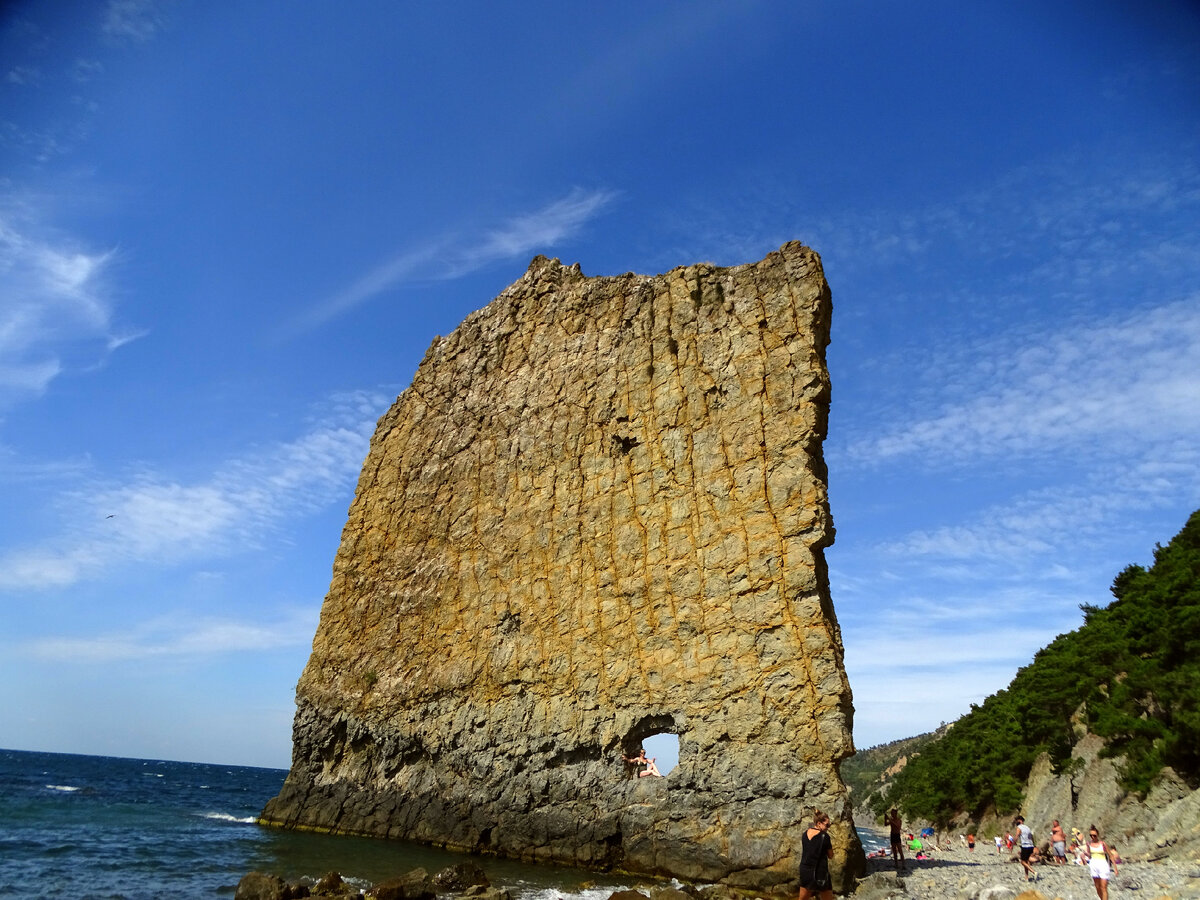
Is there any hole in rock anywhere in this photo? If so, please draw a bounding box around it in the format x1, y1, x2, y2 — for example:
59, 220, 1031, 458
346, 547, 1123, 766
640, 732, 679, 777
621, 714, 678, 778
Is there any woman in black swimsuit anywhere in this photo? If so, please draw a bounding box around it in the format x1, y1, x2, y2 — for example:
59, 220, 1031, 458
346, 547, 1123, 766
798, 810, 834, 900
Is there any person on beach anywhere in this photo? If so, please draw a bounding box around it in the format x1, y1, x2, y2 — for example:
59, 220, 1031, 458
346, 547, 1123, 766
797, 810, 834, 900
1050, 820, 1067, 864
995, 835, 1003, 854
967, 832, 975, 852
1072, 830, 1088, 866
886, 808, 906, 873
1014, 816, 1037, 881
1083, 825, 1118, 900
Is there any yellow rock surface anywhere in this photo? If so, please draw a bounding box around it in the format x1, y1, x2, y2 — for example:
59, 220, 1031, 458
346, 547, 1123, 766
262, 243, 859, 891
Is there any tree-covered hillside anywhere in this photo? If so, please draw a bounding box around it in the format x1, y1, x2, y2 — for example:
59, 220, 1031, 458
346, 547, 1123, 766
880, 508, 1200, 827
841, 727, 946, 821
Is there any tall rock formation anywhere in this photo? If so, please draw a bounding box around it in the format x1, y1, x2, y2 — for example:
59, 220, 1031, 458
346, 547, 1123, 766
261, 242, 861, 891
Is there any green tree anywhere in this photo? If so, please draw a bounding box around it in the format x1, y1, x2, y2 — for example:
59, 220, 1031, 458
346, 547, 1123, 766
883, 509, 1200, 820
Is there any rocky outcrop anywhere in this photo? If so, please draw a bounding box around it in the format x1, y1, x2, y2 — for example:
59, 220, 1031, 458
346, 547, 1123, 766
261, 243, 861, 891
1016, 733, 1200, 861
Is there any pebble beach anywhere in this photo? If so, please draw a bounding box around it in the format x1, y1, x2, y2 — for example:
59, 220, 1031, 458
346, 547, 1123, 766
854, 849, 1200, 900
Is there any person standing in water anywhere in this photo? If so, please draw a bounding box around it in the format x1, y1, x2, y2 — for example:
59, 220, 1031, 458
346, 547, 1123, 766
797, 810, 834, 900
1084, 826, 1118, 900
885, 808, 906, 873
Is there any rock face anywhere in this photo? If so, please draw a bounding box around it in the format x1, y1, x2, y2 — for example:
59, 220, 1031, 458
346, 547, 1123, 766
261, 242, 862, 891
1018, 733, 1200, 861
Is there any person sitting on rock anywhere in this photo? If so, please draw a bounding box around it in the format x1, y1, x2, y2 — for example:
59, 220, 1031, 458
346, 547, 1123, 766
639, 755, 662, 777
622, 748, 662, 777
621, 748, 647, 778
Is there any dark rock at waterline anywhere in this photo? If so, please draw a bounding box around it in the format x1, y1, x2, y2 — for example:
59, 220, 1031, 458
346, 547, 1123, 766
648, 887, 694, 900
372, 867, 437, 900
235, 871, 311, 900
432, 862, 491, 892
690, 885, 764, 900
311, 871, 361, 897
467, 890, 512, 900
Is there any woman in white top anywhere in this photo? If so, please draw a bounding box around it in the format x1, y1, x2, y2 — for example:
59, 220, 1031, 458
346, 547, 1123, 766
1083, 826, 1118, 900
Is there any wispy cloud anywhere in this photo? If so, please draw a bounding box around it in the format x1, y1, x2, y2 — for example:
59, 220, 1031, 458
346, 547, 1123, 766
0, 389, 389, 591
838, 583, 1096, 745
101, 0, 168, 43
23, 609, 319, 663
6, 66, 40, 86
460, 188, 619, 271
667, 143, 1200, 308
0, 203, 144, 409
286, 187, 619, 336
847, 296, 1200, 468
841, 612, 1062, 746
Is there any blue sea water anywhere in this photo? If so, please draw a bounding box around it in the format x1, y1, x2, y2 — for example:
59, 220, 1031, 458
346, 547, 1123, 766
0, 748, 884, 899
0, 748, 640, 900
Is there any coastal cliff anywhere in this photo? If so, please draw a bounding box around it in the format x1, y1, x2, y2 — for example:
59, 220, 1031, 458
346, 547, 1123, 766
261, 243, 863, 891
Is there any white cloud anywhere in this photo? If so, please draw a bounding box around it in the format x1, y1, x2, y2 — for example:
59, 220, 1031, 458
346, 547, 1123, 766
24, 609, 319, 663
840, 601, 1084, 747
0, 390, 388, 591
847, 297, 1200, 469
0, 204, 139, 409
847, 625, 1049, 672
287, 187, 619, 335
102, 0, 167, 43
463, 188, 620, 270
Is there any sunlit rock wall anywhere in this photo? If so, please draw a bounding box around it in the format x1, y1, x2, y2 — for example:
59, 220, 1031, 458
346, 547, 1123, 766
262, 242, 862, 891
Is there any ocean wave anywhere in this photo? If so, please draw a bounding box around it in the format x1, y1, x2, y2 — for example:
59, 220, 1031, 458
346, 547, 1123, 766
198, 811, 258, 824
514, 884, 635, 900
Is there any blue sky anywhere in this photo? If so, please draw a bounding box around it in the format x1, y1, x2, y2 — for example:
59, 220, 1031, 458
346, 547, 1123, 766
1, 1, 1197, 769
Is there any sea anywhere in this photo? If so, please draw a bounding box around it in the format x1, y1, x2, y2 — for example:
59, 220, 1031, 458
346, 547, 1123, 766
0, 748, 888, 900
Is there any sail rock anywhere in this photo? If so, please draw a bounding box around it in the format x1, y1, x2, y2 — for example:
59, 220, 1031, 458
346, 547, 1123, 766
262, 242, 862, 891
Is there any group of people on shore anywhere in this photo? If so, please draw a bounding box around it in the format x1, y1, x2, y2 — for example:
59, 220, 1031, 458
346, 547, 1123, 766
881, 809, 1120, 900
